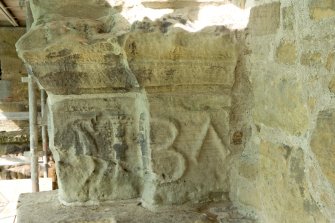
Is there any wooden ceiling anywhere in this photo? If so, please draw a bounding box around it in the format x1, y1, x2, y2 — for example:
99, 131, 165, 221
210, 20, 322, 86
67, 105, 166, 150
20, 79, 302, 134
0, 0, 26, 27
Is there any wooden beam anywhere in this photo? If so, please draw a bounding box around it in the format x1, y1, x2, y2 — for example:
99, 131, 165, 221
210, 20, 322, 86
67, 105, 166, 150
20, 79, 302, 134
28, 75, 39, 192
0, 112, 41, 121
0, 112, 29, 120
0, 155, 45, 166
41, 89, 48, 178
21, 77, 28, 83
0, 0, 18, 26
0, 156, 30, 166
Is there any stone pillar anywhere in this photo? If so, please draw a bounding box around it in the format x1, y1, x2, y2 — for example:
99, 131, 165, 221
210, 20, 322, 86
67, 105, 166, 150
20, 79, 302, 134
16, 1, 151, 204
16, 0, 243, 206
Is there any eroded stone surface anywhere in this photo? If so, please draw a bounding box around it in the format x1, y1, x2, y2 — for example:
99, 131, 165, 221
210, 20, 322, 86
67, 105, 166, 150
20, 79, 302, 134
326, 52, 335, 72
248, 2, 281, 36
144, 92, 231, 205
311, 110, 335, 189
16, 191, 256, 223
300, 51, 323, 67
124, 24, 239, 205
48, 93, 148, 204
125, 26, 238, 88
275, 41, 297, 65
16, 0, 243, 206
252, 70, 309, 135
16, 18, 139, 95
309, 0, 335, 21
256, 141, 327, 223
329, 76, 335, 93
238, 0, 335, 221
29, 0, 112, 20
141, 0, 247, 9
14, 0, 335, 222
282, 6, 294, 30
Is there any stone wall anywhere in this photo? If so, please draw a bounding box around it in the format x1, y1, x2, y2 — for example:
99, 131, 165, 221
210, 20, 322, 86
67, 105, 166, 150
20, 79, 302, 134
15, 0, 335, 222
0, 28, 29, 155
229, 0, 335, 222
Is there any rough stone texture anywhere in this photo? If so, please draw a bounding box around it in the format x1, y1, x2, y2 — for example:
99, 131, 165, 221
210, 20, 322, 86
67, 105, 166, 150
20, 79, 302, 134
126, 27, 238, 205
311, 110, 335, 189
232, 0, 335, 222
300, 51, 323, 67
275, 41, 297, 65
252, 67, 309, 135
233, 140, 330, 222
248, 2, 281, 36
16, 0, 245, 207
145, 92, 231, 204
326, 52, 335, 72
256, 141, 327, 223
17, 190, 256, 223
48, 93, 148, 204
17, 18, 139, 95
309, 0, 335, 21
329, 76, 335, 93
282, 6, 294, 30
141, 0, 247, 9
15, 0, 335, 222
125, 28, 238, 88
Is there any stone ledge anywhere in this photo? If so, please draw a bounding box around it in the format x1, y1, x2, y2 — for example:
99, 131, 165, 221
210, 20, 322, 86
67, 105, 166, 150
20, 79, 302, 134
141, 0, 246, 9
16, 191, 256, 223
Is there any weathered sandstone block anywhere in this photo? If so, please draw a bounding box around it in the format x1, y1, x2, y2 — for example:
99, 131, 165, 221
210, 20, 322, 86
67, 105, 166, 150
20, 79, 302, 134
248, 2, 280, 36
329, 76, 335, 93
124, 25, 239, 205
16, 17, 138, 95
144, 92, 231, 204
48, 93, 149, 204
309, 0, 335, 21
16, 0, 243, 206
282, 6, 294, 30
326, 52, 335, 72
300, 51, 322, 67
141, 0, 247, 9
311, 109, 335, 189
252, 70, 308, 135
275, 41, 297, 65
16, 190, 257, 223
256, 141, 328, 223
29, 0, 111, 20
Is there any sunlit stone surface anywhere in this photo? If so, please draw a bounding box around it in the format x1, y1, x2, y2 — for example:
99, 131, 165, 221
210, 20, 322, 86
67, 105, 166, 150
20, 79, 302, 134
15, 0, 335, 222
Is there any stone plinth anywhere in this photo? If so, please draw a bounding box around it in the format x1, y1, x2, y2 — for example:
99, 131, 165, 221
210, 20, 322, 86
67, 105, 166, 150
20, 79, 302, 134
16, 190, 255, 223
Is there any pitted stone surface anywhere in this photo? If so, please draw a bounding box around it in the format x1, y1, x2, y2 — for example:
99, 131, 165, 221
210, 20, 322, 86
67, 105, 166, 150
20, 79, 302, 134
49, 93, 148, 204
14, 0, 335, 222
311, 110, 335, 189
16, 0, 243, 206
16, 191, 256, 223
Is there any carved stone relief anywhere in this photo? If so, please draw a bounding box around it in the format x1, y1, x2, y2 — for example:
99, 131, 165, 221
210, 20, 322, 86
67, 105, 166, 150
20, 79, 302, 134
144, 92, 231, 205
49, 94, 147, 204
150, 118, 186, 183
